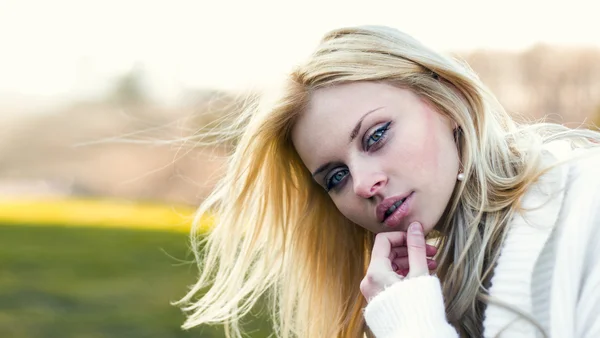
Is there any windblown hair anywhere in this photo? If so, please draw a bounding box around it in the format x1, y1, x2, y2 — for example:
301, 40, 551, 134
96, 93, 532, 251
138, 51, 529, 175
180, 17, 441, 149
175, 25, 600, 337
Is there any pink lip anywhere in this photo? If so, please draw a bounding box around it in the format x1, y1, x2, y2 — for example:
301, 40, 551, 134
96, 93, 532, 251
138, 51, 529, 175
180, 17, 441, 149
376, 191, 414, 225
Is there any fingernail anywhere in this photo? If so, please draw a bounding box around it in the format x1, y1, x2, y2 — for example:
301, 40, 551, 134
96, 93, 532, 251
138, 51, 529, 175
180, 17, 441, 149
409, 222, 422, 235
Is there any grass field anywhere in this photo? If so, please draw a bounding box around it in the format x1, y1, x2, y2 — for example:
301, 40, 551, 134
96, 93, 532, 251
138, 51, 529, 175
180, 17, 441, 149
0, 199, 207, 233
0, 224, 272, 338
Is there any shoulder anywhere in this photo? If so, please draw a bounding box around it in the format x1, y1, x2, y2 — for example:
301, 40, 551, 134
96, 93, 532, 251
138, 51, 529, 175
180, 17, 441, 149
552, 145, 600, 245
562, 146, 600, 204
539, 141, 600, 199
539, 144, 600, 337
568, 148, 600, 183
518, 142, 600, 234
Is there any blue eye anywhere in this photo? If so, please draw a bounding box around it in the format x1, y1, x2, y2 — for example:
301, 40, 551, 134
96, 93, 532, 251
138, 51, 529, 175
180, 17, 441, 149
325, 168, 349, 191
366, 122, 391, 149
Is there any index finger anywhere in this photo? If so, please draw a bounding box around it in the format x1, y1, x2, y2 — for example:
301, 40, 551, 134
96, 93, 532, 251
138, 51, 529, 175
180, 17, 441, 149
371, 232, 407, 259
406, 222, 429, 277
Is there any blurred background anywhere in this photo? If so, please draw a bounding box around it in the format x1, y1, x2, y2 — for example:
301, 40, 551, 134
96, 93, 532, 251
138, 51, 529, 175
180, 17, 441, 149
1, 0, 599, 337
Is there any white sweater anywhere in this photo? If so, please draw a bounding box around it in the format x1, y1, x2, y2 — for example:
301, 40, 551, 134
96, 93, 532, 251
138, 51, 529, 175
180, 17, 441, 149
364, 143, 600, 337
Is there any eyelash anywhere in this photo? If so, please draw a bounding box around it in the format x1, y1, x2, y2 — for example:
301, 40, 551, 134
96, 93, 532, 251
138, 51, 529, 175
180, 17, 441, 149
325, 168, 349, 192
324, 121, 392, 191
365, 122, 391, 151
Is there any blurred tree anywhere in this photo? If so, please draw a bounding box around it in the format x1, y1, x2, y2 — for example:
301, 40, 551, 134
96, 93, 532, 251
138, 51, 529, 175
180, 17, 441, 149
591, 104, 600, 130
110, 64, 148, 106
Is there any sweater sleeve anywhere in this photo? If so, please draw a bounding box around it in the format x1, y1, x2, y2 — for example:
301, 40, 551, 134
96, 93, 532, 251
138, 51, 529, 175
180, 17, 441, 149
363, 275, 458, 338
576, 204, 600, 337
577, 265, 600, 337
554, 152, 600, 338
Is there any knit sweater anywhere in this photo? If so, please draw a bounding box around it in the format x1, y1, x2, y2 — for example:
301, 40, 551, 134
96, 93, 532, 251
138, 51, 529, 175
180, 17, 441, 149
363, 143, 600, 337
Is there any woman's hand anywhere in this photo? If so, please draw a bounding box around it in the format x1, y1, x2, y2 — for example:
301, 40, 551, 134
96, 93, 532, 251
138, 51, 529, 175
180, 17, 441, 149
360, 222, 437, 303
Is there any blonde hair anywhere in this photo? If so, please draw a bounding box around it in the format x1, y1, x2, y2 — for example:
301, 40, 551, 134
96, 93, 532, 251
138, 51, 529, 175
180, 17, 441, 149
175, 25, 600, 337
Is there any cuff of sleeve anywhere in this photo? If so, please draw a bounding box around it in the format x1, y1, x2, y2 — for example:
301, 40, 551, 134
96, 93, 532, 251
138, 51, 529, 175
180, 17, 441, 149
363, 275, 458, 338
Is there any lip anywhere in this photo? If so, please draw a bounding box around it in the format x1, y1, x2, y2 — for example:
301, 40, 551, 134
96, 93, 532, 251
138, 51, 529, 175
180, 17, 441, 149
376, 192, 415, 228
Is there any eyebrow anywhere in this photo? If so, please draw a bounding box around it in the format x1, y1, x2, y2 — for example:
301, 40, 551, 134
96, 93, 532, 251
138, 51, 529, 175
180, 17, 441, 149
349, 106, 384, 143
311, 106, 385, 178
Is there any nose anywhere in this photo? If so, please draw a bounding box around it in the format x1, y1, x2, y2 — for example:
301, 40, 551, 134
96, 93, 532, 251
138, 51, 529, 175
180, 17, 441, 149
353, 167, 387, 199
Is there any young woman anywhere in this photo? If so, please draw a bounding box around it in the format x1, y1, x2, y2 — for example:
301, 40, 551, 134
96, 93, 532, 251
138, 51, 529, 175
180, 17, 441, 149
176, 25, 600, 337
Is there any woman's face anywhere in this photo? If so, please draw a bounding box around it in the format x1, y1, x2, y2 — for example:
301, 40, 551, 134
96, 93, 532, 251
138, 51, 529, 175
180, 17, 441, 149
291, 82, 460, 234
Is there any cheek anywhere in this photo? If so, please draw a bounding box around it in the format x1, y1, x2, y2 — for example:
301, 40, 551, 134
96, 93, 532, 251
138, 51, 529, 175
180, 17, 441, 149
394, 112, 456, 187
402, 114, 443, 172
417, 131, 441, 170
331, 194, 354, 218
330, 193, 368, 224
417, 115, 459, 197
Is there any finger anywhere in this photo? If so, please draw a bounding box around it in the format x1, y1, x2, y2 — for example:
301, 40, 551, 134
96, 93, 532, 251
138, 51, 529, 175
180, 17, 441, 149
390, 247, 408, 259
393, 258, 436, 273
399, 264, 435, 278
371, 232, 407, 259
426, 244, 437, 257
366, 259, 401, 283
392, 244, 435, 259
407, 222, 429, 277
392, 257, 409, 271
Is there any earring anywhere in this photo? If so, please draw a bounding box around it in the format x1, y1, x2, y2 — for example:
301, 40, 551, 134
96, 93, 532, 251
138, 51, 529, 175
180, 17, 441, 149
454, 126, 464, 182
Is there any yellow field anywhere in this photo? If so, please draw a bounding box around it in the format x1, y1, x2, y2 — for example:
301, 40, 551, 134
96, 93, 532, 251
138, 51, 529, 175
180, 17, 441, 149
0, 198, 211, 233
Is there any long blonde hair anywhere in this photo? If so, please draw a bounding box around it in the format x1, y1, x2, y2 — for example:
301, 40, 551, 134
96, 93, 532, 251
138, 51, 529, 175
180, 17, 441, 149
175, 25, 600, 337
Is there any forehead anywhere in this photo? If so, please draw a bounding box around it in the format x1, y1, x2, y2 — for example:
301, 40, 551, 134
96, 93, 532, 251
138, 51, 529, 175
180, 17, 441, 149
306, 82, 399, 121
291, 82, 411, 171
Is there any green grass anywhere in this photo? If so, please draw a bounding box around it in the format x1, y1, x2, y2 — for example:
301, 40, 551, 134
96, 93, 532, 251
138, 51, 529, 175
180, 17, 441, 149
0, 224, 272, 338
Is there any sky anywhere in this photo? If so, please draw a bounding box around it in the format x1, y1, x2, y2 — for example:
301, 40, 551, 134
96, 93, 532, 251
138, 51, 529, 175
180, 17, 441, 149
1, 0, 599, 111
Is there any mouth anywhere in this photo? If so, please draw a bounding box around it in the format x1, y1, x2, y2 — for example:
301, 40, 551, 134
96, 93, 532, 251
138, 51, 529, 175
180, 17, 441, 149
384, 198, 406, 220
376, 192, 414, 227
